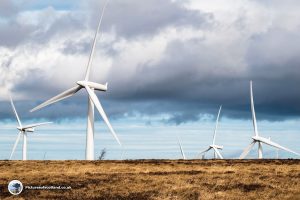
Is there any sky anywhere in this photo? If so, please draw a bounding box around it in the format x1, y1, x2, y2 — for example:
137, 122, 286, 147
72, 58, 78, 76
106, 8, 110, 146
0, 0, 300, 160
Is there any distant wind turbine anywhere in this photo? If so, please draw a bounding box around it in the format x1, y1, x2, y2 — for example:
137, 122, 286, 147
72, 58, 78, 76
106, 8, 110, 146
9, 96, 52, 160
198, 105, 224, 159
30, 0, 121, 160
43, 152, 47, 160
176, 135, 186, 159
239, 81, 300, 159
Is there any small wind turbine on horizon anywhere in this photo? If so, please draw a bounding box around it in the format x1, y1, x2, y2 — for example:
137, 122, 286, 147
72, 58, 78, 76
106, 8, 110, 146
176, 135, 186, 160
30, 0, 122, 160
198, 105, 224, 159
239, 81, 300, 159
9, 96, 52, 160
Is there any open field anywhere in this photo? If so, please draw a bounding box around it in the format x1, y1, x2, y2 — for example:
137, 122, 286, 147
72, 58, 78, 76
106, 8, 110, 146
0, 160, 299, 200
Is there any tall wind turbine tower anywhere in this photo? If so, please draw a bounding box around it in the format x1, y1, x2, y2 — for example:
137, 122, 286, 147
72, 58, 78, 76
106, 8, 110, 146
30, 0, 121, 160
239, 81, 300, 159
198, 105, 224, 159
9, 96, 52, 160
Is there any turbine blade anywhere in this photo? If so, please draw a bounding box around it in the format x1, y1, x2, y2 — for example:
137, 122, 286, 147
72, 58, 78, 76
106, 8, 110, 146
22, 122, 52, 130
259, 137, 300, 157
177, 135, 186, 159
10, 132, 22, 160
250, 81, 259, 136
85, 86, 121, 146
30, 86, 81, 112
212, 105, 222, 145
84, 0, 110, 81
212, 147, 223, 159
239, 140, 255, 159
10, 96, 22, 127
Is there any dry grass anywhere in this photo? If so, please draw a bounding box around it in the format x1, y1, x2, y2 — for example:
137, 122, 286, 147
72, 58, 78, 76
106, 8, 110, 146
0, 160, 299, 200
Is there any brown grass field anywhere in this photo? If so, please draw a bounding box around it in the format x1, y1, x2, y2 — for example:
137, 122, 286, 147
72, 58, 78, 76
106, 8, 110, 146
0, 159, 299, 200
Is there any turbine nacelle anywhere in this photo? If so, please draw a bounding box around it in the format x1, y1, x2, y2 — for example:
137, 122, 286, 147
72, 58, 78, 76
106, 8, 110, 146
252, 136, 263, 142
17, 127, 34, 132
26, 128, 34, 132
76, 81, 107, 91
210, 144, 223, 149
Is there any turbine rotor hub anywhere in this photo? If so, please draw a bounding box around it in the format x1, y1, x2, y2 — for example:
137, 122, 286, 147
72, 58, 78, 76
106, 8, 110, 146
76, 81, 87, 87
252, 136, 261, 141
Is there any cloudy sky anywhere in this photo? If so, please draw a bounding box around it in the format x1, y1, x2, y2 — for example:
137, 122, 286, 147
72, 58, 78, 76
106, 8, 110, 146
0, 0, 299, 159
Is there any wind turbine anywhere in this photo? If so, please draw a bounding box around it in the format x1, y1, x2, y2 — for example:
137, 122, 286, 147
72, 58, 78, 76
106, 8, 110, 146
239, 81, 300, 159
198, 105, 224, 159
176, 135, 186, 159
30, 0, 121, 160
9, 96, 52, 160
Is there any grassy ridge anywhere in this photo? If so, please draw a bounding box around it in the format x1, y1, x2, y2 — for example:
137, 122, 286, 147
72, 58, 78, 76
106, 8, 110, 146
0, 160, 299, 199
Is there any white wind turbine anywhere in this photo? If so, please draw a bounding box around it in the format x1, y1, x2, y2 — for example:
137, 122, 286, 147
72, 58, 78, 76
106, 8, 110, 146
176, 135, 186, 160
198, 105, 224, 159
9, 97, 52, 160
239, 81, 300, 159
30, 0, 121, 160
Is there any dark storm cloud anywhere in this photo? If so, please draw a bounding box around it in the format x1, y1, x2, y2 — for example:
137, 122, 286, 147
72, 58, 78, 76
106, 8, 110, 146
247, 28, 300, 80
104, 31, 300, 123
1, 0, 300, 124
0, 98, 87, 122
108, 38, 249, 103
12, 68, 63, 98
